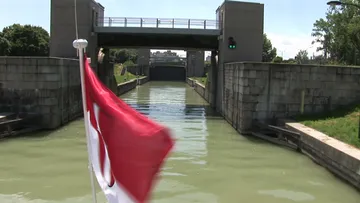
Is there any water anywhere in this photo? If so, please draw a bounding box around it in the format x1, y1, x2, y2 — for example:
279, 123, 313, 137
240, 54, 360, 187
0, 81, 359, 203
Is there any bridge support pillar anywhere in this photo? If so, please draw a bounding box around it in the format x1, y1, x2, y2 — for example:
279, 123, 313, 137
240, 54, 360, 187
137, 49, 150, 76
206, 51, 218, 108
50, 0, 104, 69
186, 50, 205, 77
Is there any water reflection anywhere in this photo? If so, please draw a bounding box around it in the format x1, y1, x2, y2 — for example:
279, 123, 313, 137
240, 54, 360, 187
123, 91, 211, 163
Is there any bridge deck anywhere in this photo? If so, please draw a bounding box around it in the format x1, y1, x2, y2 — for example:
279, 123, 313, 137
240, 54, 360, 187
98, 33, 218, 50
95, 17, 221, 36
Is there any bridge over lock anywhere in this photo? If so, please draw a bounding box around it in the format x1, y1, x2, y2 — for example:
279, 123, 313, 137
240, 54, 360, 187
94, 17, 218, 80
95, 17, 219, 49
50, 0, 264, 112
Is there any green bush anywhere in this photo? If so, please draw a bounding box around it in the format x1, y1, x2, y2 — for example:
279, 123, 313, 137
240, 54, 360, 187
123, 60, 135, 67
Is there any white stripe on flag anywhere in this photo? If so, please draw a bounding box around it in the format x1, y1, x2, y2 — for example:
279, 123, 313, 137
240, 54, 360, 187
103, 145, 112, 185
87, 109, 136, 203
93, 103, 112, 186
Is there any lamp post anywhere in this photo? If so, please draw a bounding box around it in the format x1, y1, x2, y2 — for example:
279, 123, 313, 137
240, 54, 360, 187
327, 1, 360, 140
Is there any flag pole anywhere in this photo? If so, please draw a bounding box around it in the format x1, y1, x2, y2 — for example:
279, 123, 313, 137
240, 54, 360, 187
73, 39, 98, 203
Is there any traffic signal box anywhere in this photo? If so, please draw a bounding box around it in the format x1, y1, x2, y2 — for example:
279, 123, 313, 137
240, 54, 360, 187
228, 37, 236, 49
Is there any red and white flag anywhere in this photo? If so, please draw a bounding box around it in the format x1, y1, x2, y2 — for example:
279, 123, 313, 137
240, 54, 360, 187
83, 56, 174, 203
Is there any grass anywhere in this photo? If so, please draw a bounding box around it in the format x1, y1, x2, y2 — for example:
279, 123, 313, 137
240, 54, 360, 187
113, 63, 137, 84
295, 104, 360, 148
115, 72, 137, 84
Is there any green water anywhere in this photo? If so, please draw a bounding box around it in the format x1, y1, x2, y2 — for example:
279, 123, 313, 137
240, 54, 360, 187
0, 81, 359, 203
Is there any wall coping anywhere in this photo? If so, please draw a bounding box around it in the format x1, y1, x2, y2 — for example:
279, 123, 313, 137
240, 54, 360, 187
286, 121, 360, 161
187, 78, 205, 88
117, 79, 137, 87
0, 56, 79, 61
195, 81, 205, 88
224, 61, 360, 69
117, 76, 147, 87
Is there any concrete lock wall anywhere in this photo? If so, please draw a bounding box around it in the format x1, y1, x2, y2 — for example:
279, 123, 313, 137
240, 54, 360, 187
50, 0, 104, 68
221, 63, 360, 133
0, 57, 82, 129
187, 78, 209, 100
116, 76, 149, 96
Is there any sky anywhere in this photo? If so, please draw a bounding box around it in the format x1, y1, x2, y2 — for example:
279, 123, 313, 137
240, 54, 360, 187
0, 0, 330, 59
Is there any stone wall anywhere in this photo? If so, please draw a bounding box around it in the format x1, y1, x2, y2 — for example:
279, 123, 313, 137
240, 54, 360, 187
138, 76, 149, 85
186, 78, 195, 87
0, 57, 82, 129
221, 62, 360, 133
116, 76, 149, 96
186, 78, 208, 101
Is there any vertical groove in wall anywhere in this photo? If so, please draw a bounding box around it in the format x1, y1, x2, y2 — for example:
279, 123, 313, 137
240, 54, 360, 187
60, 59, 64, 125
235, 86, 239, 130
232, 64, 239, 129
35, 59, 40, 118
222, 63, 226, 115
232, 64, 236, 128
223, 64, 226, 119
67, 62, 71, 122
266, 65, 272, 121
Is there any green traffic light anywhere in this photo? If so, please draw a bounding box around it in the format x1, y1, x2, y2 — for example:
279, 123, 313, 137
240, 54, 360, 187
229, 45, 236, 49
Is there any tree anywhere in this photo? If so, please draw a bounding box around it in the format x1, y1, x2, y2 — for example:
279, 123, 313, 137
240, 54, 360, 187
312, 0, 360, 65
308, 54, 328, 65
0, 33, 10, 55
295, 50, 310, 64
123, 60, 135, 67
283, 58, 297, 64
110, 49, 138, 64
272, 56, 283, 63
262, 33, 277, 62
1, 24, 49, 56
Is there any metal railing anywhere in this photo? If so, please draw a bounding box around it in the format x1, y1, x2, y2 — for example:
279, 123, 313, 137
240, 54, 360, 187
150, 56, 186, 64
96, 17, 219, 30
150, 56, 186, 60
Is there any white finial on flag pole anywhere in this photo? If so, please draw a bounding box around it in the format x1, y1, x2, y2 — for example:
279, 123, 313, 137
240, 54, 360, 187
73, 39, 88, 50
73, 38, 98, 203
